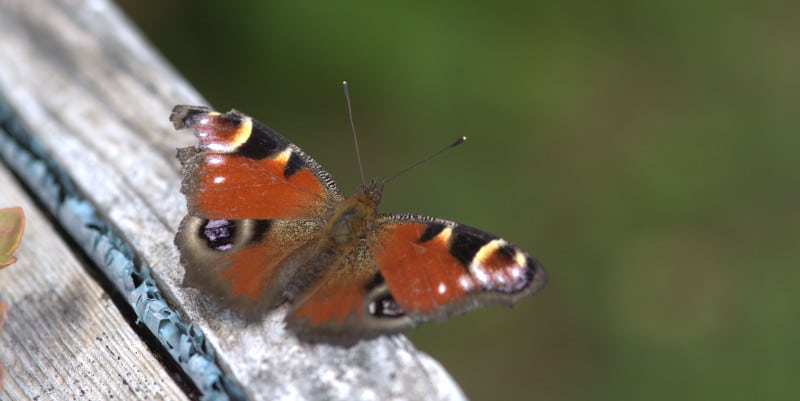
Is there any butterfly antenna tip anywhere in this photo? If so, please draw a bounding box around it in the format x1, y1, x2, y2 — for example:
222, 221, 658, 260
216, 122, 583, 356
383, 135, 467, 185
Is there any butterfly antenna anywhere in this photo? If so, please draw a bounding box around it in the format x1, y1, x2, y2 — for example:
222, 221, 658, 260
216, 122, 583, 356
382, 135, 467, 185
343, 81, 366, 185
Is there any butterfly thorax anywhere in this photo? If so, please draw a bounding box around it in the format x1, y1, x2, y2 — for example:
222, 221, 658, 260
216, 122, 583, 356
322, 181, 383, 247
282, 182, 383, 300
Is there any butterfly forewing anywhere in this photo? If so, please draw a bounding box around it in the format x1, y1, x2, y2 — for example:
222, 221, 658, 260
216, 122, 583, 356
171, 105, 343, 221
370, 215, 547, 322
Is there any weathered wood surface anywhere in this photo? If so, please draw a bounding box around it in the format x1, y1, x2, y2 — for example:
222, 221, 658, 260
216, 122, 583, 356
0, 162, 192, 401
0, 0, 467, 400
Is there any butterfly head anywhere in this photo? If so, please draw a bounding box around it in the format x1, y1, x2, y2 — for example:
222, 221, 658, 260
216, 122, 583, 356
359, 179, 385, 208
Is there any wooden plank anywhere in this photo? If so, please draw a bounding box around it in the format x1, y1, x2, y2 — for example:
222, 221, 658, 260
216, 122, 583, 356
0, 0, 467, 400
0, 163, 191, 401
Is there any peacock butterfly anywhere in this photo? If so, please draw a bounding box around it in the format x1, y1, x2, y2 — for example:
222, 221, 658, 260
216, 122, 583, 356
171, 104, 547, 345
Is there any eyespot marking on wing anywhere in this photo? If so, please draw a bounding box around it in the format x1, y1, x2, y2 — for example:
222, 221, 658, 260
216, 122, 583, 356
469, 239, 530, 293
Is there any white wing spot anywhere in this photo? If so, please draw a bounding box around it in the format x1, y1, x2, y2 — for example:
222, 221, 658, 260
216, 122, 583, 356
458, 275, 475, 291
205, 143, 228, 152
473, 267, 490, 286
201, 116, 253, 153
207, 155, 224, 165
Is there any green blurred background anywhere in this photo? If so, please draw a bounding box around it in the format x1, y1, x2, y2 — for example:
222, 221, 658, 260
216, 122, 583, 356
117, 1, 800, 400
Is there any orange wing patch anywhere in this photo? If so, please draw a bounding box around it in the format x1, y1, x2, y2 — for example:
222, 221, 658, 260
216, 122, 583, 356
191, 152, 324, 220
289, 271, 373, 325
218, 245, 287, 301
371, 223, 473, 316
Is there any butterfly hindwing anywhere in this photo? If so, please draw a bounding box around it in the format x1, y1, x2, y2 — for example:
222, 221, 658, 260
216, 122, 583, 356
176, 216, 322, 318
284, 242, 414, 345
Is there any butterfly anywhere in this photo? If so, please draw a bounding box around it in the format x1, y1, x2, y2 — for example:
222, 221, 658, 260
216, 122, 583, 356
171, 105, 547, 345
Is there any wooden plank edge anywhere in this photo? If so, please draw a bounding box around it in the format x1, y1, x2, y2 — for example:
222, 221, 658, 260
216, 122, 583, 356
0, 95, 247, 401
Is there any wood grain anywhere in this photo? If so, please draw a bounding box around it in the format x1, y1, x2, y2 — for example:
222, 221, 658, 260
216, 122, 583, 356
0, 162, 191, 401
0, 0, 467, 400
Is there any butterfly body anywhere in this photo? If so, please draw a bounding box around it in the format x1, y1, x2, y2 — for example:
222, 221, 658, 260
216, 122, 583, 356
171, 105, 547, 344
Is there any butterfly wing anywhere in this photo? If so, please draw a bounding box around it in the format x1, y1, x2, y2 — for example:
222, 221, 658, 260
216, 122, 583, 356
171, 105, 342, 220
370, 214, 547, 323
284, 243, 413, 344
171, 106, 344, 318
285, 213, 546, 344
